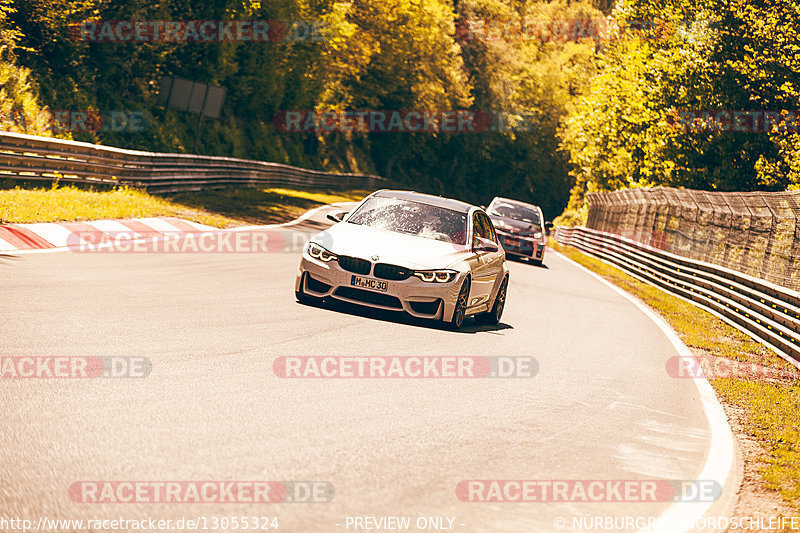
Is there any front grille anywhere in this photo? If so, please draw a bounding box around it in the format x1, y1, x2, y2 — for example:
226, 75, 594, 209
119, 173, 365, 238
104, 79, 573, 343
306, 274, 331, 293
333, 287, 402, 309
374, 263, 413, 281
337, 255, 371, 275
409, 299, 441, 315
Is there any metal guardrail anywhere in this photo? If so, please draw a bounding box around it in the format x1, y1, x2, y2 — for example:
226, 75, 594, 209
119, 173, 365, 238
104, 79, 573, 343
555, 226, 800, 367
0, 131, 390, 193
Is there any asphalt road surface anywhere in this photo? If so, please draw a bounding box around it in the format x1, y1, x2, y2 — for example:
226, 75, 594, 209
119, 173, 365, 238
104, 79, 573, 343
1, 206, 735, 533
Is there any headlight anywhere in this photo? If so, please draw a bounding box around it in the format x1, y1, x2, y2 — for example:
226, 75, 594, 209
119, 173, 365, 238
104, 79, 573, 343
307, 242, 337, 262
533, 232, 543, 239
413, 269, 457, 283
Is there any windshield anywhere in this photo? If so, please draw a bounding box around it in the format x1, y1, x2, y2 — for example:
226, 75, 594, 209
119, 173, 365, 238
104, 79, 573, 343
347, 196, 468, 245
488, 201, 540, 224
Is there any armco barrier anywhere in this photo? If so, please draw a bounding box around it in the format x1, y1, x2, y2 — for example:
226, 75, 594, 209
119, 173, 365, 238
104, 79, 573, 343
555, 226, 800, 367
0, 131, 390, 193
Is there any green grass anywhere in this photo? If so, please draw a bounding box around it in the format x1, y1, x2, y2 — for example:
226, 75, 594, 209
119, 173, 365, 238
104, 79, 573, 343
549, 236, 800, 511
165, 187, 370, 226
715, 378, 800, 506
0, 184, 371, 228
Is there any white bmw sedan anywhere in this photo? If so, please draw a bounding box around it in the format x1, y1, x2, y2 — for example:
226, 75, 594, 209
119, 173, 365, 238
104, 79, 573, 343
295, 190, 509, 329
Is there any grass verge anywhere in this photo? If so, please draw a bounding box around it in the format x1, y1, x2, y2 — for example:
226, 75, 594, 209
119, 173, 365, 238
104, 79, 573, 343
549, 236, 800, 519
0, 185, 371, 227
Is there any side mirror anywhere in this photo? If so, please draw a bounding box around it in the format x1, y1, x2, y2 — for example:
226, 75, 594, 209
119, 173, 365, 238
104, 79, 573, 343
326, 210, 345, 223
544, 221, 554, 236
474, 237, 499, 253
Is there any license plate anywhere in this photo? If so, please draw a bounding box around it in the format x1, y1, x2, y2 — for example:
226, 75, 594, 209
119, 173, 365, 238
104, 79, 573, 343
350, 275, 388, 292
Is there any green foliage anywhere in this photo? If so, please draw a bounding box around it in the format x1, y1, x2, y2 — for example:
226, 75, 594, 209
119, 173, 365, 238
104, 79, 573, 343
558, 0, 800, 216
0, 0, 52, 136
0, 61, 52, 136
5, 0, 799, 222
2, 0, 603, 219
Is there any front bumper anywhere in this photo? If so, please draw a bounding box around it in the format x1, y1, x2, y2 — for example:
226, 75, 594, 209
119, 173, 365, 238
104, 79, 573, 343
295, 252, 465, 321
496, 230, 545, 260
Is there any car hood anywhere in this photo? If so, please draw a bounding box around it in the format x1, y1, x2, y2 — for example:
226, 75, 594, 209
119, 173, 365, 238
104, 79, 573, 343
311, 222, 471, 270
489, 215, 540, 235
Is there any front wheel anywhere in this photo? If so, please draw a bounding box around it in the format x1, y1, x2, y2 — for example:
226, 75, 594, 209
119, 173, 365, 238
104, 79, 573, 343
448, 277, 471, 330
477, 276, 507, 325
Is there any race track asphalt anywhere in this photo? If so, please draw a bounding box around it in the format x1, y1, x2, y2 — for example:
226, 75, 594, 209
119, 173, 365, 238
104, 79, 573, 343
0, 206, 735, 532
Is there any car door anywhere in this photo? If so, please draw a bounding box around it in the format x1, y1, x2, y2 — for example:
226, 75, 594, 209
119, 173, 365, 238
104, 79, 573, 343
469, 212, 501, 309
478, 211, 504, 289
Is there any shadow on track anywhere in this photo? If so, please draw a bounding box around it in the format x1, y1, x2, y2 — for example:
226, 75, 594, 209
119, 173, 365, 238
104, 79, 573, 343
296, 298, 513, 334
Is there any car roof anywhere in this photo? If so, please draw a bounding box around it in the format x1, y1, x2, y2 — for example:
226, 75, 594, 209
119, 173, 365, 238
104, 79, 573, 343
373, 189, 476, 214
489, 196, 542, 211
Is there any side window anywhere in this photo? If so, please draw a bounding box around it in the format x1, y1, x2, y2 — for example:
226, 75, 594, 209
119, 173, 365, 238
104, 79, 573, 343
472, 212, 491, 248
481, 213, 498, 243
472, 213, 484, 248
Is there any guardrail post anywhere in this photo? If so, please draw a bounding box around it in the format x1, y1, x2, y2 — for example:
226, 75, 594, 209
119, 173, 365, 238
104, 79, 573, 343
790, 192, 800, 292
748, 192, 778, 283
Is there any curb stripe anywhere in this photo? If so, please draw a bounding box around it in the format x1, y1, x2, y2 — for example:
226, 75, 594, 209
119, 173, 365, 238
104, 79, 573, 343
87, 220, 143, 239
19, 223, 78, 248
0, 217, 218, 252
0, 225, 55, 249
161, 217, 204, 232
61, 222, 114, 246
136, 217, 186, 234
0, 234, 18, 251
117, 219, 163, 238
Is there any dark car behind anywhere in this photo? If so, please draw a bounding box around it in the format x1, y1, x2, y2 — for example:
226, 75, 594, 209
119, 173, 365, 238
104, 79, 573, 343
486, 197, 548, 265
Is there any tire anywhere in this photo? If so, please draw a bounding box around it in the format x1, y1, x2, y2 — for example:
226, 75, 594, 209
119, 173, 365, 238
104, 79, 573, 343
448, 277, 471, 330
295, 273, 321, 305
477, 276, 507, 325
